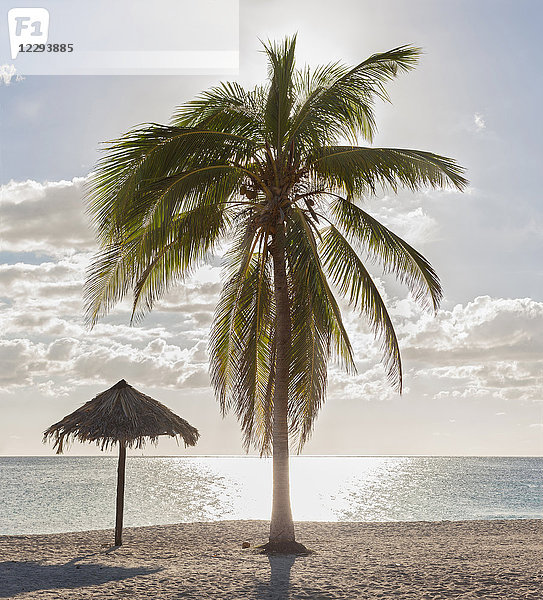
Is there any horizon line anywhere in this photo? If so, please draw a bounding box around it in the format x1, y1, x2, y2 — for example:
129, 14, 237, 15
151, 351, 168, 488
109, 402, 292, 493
1, 454, 542, 458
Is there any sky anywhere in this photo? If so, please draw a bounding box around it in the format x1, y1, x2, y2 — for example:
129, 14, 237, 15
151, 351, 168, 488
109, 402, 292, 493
0, 0, 542, 456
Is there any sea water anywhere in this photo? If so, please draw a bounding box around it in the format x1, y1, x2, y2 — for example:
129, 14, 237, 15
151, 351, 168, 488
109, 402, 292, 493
0, 456, 541, 535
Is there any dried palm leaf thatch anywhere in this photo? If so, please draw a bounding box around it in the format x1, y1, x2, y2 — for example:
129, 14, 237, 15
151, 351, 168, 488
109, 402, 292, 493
43, 379, 199, 453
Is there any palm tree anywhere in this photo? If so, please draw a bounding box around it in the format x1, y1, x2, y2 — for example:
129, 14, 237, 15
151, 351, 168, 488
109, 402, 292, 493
84, 36, 467, 553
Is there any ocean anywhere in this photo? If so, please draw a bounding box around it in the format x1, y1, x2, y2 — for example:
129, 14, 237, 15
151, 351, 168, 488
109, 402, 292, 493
0, 456, 541, 535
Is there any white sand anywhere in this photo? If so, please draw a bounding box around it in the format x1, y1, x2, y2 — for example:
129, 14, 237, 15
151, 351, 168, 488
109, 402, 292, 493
1, 520, 541, 599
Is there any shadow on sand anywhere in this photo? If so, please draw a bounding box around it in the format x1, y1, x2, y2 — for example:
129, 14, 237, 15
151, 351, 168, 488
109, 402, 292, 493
253, 555, 297, 600
252, 554, 341, 600
0, 556, 161, 598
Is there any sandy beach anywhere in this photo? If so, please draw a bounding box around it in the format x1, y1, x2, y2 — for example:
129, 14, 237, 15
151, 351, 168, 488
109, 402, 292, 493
0, 520, 541, 599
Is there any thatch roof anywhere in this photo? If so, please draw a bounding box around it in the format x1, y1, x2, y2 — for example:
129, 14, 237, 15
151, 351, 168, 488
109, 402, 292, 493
43, 379, 199, 453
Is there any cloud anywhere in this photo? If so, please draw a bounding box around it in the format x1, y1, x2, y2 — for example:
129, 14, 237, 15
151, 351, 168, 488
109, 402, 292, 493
0, 177, 94, 256
395, 296, 543, 404
400, 296, 543, 361
0, 64, 23, 86
372, 204, 440, 245
474, 112, 486, 131
0, 339, 46, 387
1, 175, 541, 433
0, 334, 211, 392
323, 291, 543, 409
0, 217, 221, 394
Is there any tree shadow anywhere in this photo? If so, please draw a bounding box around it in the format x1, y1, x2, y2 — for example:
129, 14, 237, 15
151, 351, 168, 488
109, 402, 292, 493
253, 554, 296, 600
252, 553, 342, 600
0, 559, 161, 597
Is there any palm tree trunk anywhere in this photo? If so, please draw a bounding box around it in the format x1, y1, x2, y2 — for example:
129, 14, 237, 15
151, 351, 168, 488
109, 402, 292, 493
269, 224, 295, 545
115, 441, 126, 546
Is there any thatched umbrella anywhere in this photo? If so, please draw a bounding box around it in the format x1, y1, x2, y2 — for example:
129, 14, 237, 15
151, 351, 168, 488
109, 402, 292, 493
43, 379, 199, 545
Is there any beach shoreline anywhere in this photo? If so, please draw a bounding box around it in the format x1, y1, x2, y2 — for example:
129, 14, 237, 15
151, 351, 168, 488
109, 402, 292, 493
1, 519, 541, 599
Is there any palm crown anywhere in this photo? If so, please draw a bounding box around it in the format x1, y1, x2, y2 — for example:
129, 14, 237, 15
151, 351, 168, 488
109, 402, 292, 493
85, 37, 466, 455
85, 38, 467, 544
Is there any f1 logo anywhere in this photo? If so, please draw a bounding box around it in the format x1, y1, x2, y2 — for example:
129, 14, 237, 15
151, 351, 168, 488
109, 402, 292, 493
7, 8, 50, 59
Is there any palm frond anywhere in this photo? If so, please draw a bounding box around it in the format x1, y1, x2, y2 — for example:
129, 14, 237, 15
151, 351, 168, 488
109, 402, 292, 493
286, 207, 356, 373
84, 170, 238, 327
208, 224, 275, 453
320, 225, 402, 391
287, 46, 421, 153
261, 35, 297, 153
330, 195, 442, 311
130, 202, 231, 322
87, 124, 259, 238
287, 278, 329, 450
280, 208, 357, 449
84, 243, 137, 327
172, 81, 266, 141
310, 146, 468, 196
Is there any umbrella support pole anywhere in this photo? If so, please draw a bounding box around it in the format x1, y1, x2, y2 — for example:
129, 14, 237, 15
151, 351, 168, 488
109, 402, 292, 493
115, 441, 126, 546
